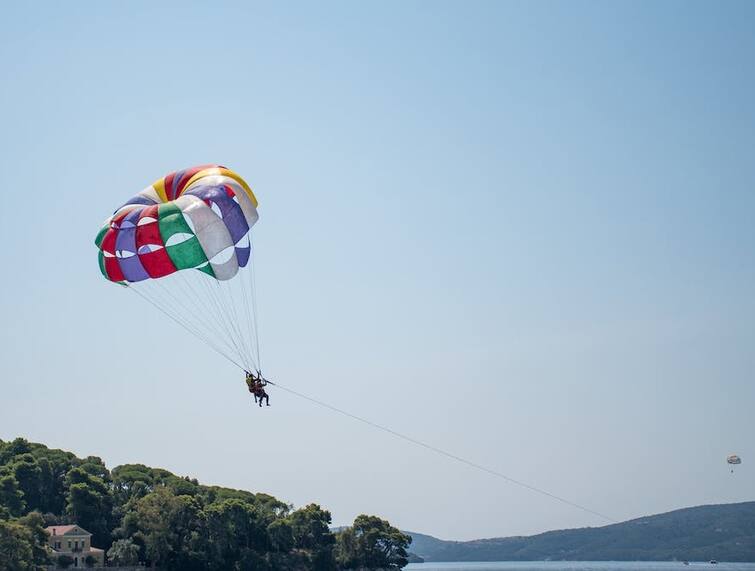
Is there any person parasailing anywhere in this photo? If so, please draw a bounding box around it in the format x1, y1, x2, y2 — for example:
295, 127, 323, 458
245, 371, 257, 399
255, 376, 270, 407
245, 370, 270, 407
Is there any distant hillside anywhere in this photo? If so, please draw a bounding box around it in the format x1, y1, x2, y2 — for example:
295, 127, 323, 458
408, 502, 755, 562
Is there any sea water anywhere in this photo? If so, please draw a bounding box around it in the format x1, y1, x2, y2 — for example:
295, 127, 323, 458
406, 563, 755, 571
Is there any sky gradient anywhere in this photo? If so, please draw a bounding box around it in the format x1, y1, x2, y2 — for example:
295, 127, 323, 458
1, 0, 754, 540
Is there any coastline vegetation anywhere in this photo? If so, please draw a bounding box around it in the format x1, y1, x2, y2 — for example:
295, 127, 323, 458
0, 437, 411, 570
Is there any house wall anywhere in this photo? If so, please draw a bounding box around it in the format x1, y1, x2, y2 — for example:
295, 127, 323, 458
48, 548, 104, 568
48, 533, 90, 551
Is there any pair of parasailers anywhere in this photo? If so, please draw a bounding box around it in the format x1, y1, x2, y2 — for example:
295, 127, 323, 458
245, 371, 270, 407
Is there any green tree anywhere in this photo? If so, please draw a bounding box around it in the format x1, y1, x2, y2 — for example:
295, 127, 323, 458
267, 519, 294, 553
111, 464, 155, 529
336, 515, 412, 570
0, 468, 25, 517
65, 467, 113, 546
0, 520, 36, 571
16, 513, 49, 568
10, 455, 42, 513
200, 486, 290, 517
107, 538, 140, 566
121, 486, 206, 571
287, 504, 336, 571
35, 458, 55, 514
33, 448, 77, 515
204, 498, 269, 569
78, 457, 110, 483
0, 438, 32, 465
166, 475, 199, 497
0, 513, 49, 571
57, 554, 74, 569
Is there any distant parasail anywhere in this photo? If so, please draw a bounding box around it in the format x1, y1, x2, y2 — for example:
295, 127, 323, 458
727, 454, 741, 473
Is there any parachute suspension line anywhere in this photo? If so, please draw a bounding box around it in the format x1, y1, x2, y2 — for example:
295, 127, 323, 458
239, 270, 259, 373
239, 269, 254, 367
212, 278, 254, 371
245, 263, 260, 371
249, 232, 262, 372
219, 279, 252, 369
191, 273, 247, 365
267, 379, 618, 524
216, 276, 255, 372
146, 268, 254, 373
169, 271, 249, 370
174, 272, 254, 369
151, 273, 240, 361
125, 284, 246, 371
120, 266, 254, 380
150, 275, 242, 366
128, 282, 244, 371
238, 248, 258, 371
133, 280, 207, 341
171, 272, 235, 353
203, 277, 249, 371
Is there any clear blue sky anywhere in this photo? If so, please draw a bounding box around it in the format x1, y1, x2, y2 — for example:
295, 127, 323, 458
1, 1, 754, 540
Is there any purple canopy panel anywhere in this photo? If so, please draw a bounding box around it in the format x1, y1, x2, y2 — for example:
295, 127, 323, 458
115, 209, 150, 282
236, 241, 251, 268
114, 195, 157, 214
186, 184, 250, 243
220, 200, 249, 243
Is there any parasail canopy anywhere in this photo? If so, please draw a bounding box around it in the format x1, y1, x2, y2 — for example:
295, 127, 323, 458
95, 165, 262, 372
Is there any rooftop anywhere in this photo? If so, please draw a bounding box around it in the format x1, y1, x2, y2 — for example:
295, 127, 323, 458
45, 525, 91, 536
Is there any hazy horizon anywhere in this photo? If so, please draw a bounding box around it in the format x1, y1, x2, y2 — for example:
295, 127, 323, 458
1, 0, 754, 541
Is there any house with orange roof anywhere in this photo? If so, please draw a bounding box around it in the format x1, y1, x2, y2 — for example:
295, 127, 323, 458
45, 524, 104, 568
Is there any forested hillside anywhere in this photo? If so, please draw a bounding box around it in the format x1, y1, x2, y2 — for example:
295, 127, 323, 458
0, 437, 410, 570
408, 502, 755, 562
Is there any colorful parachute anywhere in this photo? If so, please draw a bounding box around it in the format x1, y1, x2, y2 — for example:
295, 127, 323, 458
95, 165, 262, 371
727, 454, 741, 473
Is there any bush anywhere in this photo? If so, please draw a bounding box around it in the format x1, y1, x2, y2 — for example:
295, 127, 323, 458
58, 554, 74, 569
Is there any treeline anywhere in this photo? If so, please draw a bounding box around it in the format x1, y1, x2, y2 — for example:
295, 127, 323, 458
0, 437, 411, 570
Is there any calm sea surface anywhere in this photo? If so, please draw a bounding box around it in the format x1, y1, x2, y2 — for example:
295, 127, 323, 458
406, 563, 755, 571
